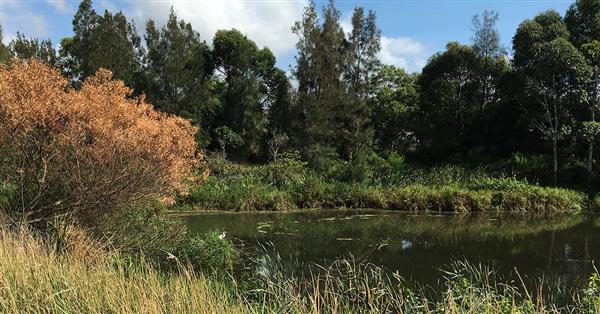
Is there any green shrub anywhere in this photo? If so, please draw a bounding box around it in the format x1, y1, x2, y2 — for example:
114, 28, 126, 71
511, 152, 548, 181
177, 231, 238, 272
0, 182, 16, 210
95, 200, 239, 272
593, 194, 600, 210
581, 273, 600, 313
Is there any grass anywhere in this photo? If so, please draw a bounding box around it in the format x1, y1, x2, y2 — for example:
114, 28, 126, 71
0, 228, 246, 314
1, 228, 599, 313
179, 155, 586, 212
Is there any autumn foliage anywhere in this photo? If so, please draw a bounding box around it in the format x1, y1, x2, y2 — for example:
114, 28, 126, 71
0, 60, 200, 223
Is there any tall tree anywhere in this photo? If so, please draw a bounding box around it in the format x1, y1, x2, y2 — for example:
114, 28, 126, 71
293, 0, 348, 167
60, 0, 143, 88
471, 10, 506, 117
418, 42, 481, 155
213, 29, 275, 159
565, 0, 600, 180
342, 6, 381, 159
345, 7, 381, 99
514, 11, 590, 184
0, 26, 12, 63
144, 9, 216, 146
9, 32, 57, 66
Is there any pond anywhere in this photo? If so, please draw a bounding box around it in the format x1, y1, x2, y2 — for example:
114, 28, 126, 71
184, 210, 600, 290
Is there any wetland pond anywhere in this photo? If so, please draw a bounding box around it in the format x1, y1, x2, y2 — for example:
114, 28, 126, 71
184, 210, 600, 290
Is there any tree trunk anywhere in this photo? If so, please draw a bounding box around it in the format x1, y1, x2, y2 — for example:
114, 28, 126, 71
588, 110, 595, 186
552, 137, 558, 186
588, 140, 593, 183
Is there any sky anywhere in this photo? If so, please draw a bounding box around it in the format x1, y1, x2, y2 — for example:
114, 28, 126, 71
0, 0, 574, 73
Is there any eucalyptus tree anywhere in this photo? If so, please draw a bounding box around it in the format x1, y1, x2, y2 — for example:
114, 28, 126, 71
565, 0, 600, 179
513, 11, 591, 184
9, 32, 57, 66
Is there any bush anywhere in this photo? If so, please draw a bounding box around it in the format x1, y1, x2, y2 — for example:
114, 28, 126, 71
581, 273, 600, 313
511, 152, 548, 181
178, 231, 238, 272
0, 60, 200, 225
95, 200, 238, 272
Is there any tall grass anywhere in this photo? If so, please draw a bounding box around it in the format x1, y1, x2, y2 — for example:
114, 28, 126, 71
0, 229, 246, 314
0, 228, 599, 313
180, 156, 586, 212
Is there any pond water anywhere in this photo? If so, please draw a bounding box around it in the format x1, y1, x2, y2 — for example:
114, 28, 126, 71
184, 210, 600, 289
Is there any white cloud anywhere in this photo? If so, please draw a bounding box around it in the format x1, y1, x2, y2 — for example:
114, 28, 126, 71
379, 36, 428, 73
127, 0, 308, 56
340, 11, 427, 73
45, 0, 71, 13
2, 2, 50, 43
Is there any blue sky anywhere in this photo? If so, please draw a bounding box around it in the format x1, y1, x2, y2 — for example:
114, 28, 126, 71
0, 0, 573, 73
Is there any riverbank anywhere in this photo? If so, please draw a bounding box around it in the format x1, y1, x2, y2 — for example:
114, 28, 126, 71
2, 228, 598, 313
179, 156, 587, 212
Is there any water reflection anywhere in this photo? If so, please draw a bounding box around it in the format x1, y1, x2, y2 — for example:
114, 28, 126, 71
183, 210, 599, 288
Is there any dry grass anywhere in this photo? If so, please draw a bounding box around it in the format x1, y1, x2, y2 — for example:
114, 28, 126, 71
0, 229, 247, 314
0, 228, 598, 314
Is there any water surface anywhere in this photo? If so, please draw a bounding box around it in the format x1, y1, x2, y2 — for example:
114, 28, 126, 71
184, 210, 600, 288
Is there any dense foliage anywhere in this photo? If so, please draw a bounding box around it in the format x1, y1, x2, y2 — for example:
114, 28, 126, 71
4, 0, 600, 189
0, 60, 199, 224
180, 155, 585, 212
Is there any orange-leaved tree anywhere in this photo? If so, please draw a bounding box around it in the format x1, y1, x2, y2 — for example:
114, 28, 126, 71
0, 60, 201, 225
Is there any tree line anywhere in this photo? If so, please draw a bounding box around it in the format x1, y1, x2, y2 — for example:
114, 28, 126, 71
3, 0, 600, 185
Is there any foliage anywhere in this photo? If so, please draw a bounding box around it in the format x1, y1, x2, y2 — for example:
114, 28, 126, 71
178, 231, 238, 272
214, 126, 243, 158
581, 121, 600, 143
182, 158, 585, 212
144, 9, 217, 147
9, 32, 57, 66
0, 60, 199, 224
60, 0, 144, 88
581, 273, 600, 313
0, 26, 12, 63
511, 152, 549, 181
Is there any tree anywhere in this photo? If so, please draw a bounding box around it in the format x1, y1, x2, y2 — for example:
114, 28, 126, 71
418, 42, 480, 155
293, 0, 348, 167
342, 6, 381, 159
213, 29, 278, 159
579, 41, 600, 181
565, 0, 600, 180
471, 10, 506, 118
60, 0, 143, 88
0, 26, 12, 63
9, 32, 57, 66
513, 11, 591, 185
144, 9, 216, 147
214, 126, 243, 159
565, 0, 600, 47
267, 130, 289, 162
345, 7, 381, 99
518, 40, 590, 184
370, 65, 420, 154
0, 60, 199, 224
267, 69, 296, 141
